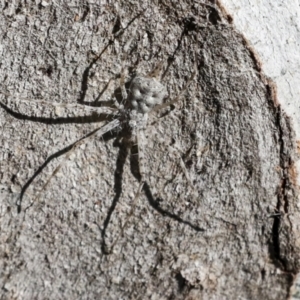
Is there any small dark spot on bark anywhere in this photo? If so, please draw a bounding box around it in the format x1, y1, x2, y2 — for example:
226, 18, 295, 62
11, 174, 16, 184
182, 16, 197, 32
112, 17, 122, 34
190, 131, 196, 140
261, 268, 266, 280
185, 159, 193, 168
39, 65, 53, 77
81, 4, 90, 22
175, 272, 188, 293
227, 14, 233, 24
208, 7, 221, 25
16, 3, 22, 14
73, 211, 79, 219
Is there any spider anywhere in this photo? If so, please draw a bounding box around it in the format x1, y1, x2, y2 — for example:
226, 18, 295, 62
1, 60, 197, 252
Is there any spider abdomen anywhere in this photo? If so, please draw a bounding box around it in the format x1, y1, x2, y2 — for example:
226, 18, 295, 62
129, 76, 168, 113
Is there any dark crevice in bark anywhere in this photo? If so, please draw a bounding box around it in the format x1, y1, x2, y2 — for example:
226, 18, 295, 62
252, 76, 297, 297
241, 25, 297, 276
231, 3, 300, 288
270, 106, 295, 276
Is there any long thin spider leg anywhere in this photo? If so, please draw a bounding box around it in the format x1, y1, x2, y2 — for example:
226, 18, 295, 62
117, 26, 138, 107
168, 145, 193, 186
108, 175, 144, 253
95, 77, 122, 112
108, 128, 146, 252
119, 66, 127, 104
151, 64, 197, 113
0, 93, 117, 116
22, 118, 120, 212
110, 48, 129, 111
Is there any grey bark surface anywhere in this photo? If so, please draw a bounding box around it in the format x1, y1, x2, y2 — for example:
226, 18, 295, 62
0, 1, 299, 299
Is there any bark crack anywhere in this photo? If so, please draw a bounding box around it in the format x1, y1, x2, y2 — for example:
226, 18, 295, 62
271, 105, 294, 273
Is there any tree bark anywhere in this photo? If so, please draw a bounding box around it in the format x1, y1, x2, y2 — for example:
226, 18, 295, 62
0, 1, 299, 299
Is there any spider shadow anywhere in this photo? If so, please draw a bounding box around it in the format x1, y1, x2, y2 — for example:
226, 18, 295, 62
2, 13, 202, 252
13, 113, 116, 213
2, 37, 124, 212
5, 73, 202, 253
8, 16, 138, 211
9, 94, 203, 253
100, 128, 204, 255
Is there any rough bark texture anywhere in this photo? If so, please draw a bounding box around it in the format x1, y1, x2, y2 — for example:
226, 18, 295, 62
0, 1, 299, 299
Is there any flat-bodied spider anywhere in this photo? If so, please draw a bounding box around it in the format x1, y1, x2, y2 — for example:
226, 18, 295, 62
0, 61, 197, 253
